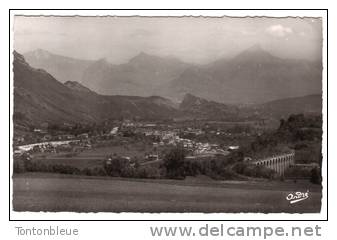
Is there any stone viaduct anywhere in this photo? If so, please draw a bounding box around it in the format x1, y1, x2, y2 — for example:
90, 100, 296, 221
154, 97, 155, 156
254, 151, 295, 176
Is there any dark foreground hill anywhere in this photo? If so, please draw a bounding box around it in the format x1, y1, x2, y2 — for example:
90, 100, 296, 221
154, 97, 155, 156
13, 51, 180, 126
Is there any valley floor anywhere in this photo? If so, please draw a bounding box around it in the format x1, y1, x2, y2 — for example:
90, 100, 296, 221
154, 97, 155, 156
12, 173, 321, 213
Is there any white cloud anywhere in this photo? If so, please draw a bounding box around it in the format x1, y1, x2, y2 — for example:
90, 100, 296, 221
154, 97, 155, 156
266, 24, 293, 37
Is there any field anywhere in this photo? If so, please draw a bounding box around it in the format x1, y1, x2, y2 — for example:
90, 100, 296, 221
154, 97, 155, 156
13, 173, 322, 213
32, 143, 156, 169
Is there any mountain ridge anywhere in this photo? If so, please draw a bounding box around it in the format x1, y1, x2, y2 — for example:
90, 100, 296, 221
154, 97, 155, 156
14, 51, 181, 125
13, 50, 322, 127
179, 92, 322, 121
23, 46, 322, 104
166, 46, 322, 104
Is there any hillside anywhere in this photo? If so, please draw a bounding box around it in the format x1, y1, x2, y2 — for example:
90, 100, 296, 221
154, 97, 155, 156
256, 94, 322, 119
179, 93, 239, 120
64, 81, 94, 94
178, 93, 322, 121
13, 51, 180, 126
14, 51, 99, 124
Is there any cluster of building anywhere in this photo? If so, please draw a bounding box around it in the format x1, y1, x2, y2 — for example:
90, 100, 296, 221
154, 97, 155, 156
14, 119, 241, 162
14, 139, 91, 155
140, 128, 237, 158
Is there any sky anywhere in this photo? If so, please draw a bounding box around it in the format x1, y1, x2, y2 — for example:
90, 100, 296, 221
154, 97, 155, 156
13, 16, 322, 64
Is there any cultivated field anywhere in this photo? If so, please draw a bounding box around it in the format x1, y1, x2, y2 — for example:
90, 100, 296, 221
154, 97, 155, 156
32, 144, 156, 169
13, 173, 322, 213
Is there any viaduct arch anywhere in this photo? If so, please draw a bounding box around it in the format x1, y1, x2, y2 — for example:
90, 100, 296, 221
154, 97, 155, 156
254, 151, 295, 176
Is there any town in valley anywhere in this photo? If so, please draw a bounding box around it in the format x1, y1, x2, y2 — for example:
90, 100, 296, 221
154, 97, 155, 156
12, 16, 324, 213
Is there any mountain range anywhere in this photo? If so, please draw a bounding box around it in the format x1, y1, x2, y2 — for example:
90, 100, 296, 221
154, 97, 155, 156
14, 50, 322, 126
13, 51, 180, 126
164, 45, 322, 103
23, 45, 322, 104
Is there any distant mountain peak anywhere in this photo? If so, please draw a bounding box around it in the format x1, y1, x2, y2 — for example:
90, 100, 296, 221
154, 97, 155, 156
129, 51, 159, 63
137, 51, 148, 57
26, 48, 53, 59
234, 44, 275, 62
246, 43, 263, 52
183, 93, 200, 101
242, 44, 268, 54
35, 48, 50, 53
96, 57, 110, 64
89, 58, 111, 70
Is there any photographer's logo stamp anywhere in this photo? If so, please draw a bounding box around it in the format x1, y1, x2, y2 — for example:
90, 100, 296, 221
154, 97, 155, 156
286, 190, 309, 204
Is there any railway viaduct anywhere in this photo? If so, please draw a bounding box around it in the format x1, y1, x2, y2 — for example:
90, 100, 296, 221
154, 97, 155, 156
254, 151, 295, 176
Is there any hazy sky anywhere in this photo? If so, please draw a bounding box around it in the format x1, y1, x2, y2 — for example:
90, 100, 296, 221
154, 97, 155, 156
13, 16, 322, 64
